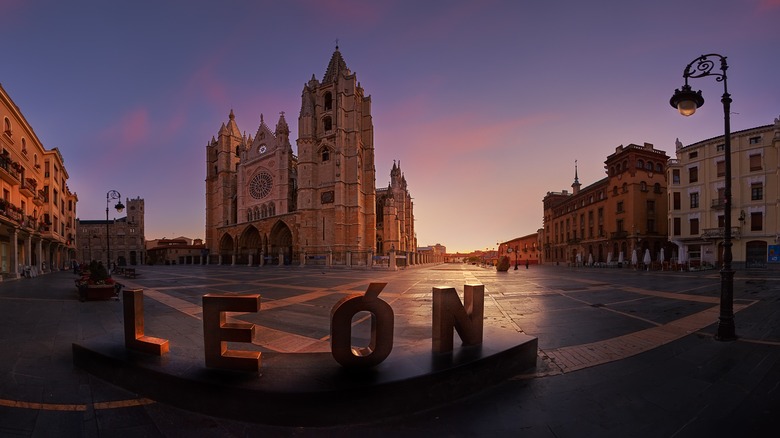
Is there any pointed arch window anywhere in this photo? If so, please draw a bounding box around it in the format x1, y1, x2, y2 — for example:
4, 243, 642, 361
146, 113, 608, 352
268, 202, 275, 216
322, 147, 330, 162
261, 204, 268, 218
323, 116, 332, 132
324, 92, 333, 111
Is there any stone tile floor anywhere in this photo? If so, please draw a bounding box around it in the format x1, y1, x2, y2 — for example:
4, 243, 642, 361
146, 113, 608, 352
1, 263, 779, 436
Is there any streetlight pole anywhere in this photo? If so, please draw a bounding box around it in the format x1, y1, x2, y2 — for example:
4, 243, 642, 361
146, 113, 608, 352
670, 53, 735, 341
105, 190, 125, 272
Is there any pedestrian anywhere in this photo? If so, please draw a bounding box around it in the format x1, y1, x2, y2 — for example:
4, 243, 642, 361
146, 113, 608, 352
526, 259, 529, 269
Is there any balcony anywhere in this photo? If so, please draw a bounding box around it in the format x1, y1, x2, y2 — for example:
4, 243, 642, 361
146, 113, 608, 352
20, 178, 37, 197
711, 199, 725, 210
0, 156, 20, 185
610, 231, 628, 239
701, 227, 741, 240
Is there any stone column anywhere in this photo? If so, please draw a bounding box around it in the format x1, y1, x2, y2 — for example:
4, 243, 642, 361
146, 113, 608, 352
346, 251, 352, 268
11, 228, 19, 279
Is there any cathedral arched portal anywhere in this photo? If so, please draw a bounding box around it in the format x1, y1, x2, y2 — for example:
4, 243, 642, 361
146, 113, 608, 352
270, 220, 293, 265
238, 225, 261, 265
219, 233, 235, 265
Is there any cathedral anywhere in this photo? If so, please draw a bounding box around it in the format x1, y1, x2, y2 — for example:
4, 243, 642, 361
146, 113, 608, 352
205, 48, 416, 266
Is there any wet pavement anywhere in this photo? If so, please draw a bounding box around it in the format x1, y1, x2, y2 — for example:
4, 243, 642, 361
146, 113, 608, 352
1, 263, 779, 437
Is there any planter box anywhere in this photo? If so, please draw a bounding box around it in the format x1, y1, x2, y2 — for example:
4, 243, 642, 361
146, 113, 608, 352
78, 284, 120, 302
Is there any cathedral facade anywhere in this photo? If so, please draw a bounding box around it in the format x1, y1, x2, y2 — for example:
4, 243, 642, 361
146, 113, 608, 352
205, 49, 415, 266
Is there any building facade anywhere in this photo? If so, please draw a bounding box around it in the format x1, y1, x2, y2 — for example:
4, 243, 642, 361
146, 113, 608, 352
205, 48, 416, 266
542, 143, 670, 266
76, 197, 145, 266
0, 84, 78, 278
667, 118, 780, 269
146, 237, 206, 265
498, 233, 540, 267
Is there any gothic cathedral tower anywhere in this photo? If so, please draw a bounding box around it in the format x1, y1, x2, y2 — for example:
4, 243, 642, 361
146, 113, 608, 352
296, 48, 377, 254
205, 110, 242, 252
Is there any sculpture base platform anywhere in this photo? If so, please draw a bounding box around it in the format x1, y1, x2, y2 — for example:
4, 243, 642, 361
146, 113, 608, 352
73, 327, 537, 426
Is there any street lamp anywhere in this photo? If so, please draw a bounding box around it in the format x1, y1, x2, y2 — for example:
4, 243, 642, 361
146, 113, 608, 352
670, 53, 735, 341
106, 190, 125, 272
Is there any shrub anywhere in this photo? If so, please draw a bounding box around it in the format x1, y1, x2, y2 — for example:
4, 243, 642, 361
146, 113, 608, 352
496, 255, 511, 272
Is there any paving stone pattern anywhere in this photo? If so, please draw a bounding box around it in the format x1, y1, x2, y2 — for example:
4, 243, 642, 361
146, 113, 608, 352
1, 264, 779, 436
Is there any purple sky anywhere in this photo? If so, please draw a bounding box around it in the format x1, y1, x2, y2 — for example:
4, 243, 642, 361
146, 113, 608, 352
2, 0, 779, 253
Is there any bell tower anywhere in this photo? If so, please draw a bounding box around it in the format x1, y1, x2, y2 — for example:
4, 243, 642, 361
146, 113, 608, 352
205, 110, 243, 252
296, 47, 377, 254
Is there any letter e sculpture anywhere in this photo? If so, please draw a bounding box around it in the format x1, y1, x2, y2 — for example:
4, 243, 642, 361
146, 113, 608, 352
202, 294, 262, 372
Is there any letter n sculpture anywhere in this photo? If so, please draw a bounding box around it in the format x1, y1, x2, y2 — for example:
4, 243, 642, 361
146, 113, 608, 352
432, 284, 485, 353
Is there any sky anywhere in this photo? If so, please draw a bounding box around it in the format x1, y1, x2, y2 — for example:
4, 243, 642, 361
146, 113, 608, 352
1, 0, 779, 253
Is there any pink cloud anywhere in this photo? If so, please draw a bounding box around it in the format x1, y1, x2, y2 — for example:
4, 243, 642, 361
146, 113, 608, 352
98, 108, 150, 150
757, 0, 780, 10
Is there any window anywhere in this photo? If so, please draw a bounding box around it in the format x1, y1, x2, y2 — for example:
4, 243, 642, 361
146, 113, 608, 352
749, 136, 761, 144
751, 183, 763, 201
622, 183, 628, 193
673, 192, 681, 210
640, 181, 647, 192
3, 117, 10, 134
637, 159, 644, 168
716, 143, 725, 152
673, 217, 681, 236
749, 154, 762, 171
612, 186, 618, 196
690, 192, 699, 209
689, 151, 698, 159
654, 183, 661, 194
647, 200, 655, 214
717, 187, 725, 203
672, 169, 680, 184
616, 219, 624, 232
646, 161, 653, 170
646, 218, 656, 233
690, 218, 699, 235
751, 212, 763, 231
322, 148, 330, 162
324, 92, 333, 111
656, 163, 663, 173
323, 116, 332, 131
689, 167, 698, 183
617, 201, 624, 213
718, 215, 725, 228
716, 161, 725, 177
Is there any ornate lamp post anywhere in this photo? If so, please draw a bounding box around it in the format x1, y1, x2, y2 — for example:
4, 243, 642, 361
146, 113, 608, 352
670, 53, 735, 341
105, 190, 125, 272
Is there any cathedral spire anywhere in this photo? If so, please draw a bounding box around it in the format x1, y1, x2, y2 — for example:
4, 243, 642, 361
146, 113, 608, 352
323, 46, 348, 83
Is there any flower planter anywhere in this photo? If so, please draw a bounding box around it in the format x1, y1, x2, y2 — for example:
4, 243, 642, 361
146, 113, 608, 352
78, 284, 120, 302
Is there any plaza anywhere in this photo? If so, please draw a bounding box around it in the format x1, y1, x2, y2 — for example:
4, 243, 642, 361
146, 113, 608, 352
1, 263, 779, 436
